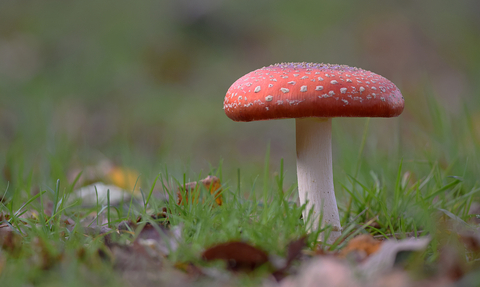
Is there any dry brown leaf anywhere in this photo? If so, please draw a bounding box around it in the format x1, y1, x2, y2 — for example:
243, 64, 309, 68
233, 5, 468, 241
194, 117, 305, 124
272, 236, 307, 282
202, 241, 268, 271
460, 230, 480, 254
285, 236, 307, 264
177, 176, 223, 206
339, 234, 383, 262
437, 245, 467, 282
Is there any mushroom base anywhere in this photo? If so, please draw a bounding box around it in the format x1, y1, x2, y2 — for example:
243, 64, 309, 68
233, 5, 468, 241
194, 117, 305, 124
296, 117, 341, 243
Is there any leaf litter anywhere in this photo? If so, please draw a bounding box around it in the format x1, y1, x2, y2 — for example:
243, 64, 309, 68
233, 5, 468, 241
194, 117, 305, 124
2, 168, 480, 286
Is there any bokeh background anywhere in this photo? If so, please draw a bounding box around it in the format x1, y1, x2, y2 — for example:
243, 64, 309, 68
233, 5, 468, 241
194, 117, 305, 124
1, 1, 479, 196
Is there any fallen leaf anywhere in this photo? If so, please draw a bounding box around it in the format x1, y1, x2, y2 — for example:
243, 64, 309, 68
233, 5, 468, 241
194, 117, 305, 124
359, 236, 431, 279
437, 245, 466, 281
285, 236, 307, 265
68, 182, 135, 207
339, 234, 383, 262
107, 166, 140, 193
202, 241, 268, 271
68, 160, 141, 195
177, 176, 223, 206
272, 236, 307, 281
459, 230, 480, 254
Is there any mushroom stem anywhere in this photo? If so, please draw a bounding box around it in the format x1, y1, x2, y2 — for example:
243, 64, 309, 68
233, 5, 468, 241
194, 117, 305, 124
296, 117, 341, 243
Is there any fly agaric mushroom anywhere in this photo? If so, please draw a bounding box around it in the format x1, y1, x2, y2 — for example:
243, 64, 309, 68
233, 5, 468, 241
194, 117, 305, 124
223, 62, 404, 243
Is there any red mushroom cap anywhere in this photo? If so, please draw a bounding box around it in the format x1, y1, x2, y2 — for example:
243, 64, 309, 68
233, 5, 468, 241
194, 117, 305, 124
224, 62, 404, 122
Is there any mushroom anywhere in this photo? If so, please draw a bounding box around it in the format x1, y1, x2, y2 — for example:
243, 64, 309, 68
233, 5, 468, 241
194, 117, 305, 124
223, 62, 404, 243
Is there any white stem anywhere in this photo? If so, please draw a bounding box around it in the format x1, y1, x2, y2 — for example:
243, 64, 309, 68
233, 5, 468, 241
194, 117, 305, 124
296, 118, 341, 243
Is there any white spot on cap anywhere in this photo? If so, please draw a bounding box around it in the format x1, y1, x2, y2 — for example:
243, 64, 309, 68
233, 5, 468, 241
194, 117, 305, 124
372, 93, 376, 98
330, 80, 338, 84
268, 84, 273, 88
380, 97, 385, 101
280, 88, 289, 93
318, 77, 324, 81
340, 88, 347, 94
359, 87, 365, 92
342, 99, 349, 105
329, 90, 335, 96
286, 99, 304, 105
300, 76, 308, 79
346, 79, 352, 83
300, 86, 307, 92
254, 86, 261, 93
293, 74, 299, 77
315, 72, 321, 75
266, 107, 269, 110
277, 100, 283, 105
288, 81, 296, 85
238, 96, 242, 100
371, 86, 377, 90
244, 97, 247, 101
316, 86, 324, 91
265, 95, 273, 101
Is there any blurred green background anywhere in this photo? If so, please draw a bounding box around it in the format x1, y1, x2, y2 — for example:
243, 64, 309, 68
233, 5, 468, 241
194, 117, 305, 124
0, 1, 479, 195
